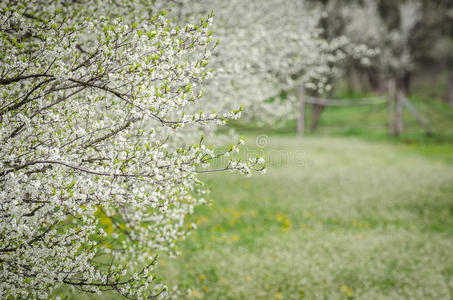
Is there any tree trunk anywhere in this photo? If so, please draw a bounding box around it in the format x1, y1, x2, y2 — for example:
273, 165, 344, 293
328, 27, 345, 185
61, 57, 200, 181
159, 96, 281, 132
397, 71, 412, 95
346, 68, 354, 95
387, 79, 396, 135
395, 90, 404, 136
309, 89, 331, 132
349, 69, 364, 95
368, 73, 384, 94
448, 72, 453, 106
309, 104, 325, 132
296, 85, 305, 137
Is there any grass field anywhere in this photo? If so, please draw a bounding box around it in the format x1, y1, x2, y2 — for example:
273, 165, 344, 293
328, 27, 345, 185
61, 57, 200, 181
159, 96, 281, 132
158, 135, 453, 299
64, 93, 453, 299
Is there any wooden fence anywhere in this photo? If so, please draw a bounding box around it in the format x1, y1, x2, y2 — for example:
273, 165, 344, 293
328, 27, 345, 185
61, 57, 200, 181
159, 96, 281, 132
296, 83, 433, 137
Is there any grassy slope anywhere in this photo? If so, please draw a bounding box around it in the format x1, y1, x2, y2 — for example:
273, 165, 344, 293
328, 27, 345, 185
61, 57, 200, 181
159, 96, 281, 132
158, 135, 453, 299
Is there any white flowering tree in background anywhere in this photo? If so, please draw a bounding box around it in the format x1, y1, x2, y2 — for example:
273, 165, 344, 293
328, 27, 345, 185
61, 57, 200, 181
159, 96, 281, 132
206, 0, 370, 130
0, 1, 264, 298
341, 0, 422, 90
164, 0, 373, 136
340, 0, 424, 135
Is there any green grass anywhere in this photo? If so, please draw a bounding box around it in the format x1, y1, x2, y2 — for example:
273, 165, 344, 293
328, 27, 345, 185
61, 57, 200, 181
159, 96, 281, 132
231, 92, 453, 163
63, 89, 453, 299
158, 135, 453, 299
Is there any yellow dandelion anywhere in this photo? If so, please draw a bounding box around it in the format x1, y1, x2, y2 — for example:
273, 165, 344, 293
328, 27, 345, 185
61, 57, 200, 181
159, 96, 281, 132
340, 285, 353, 297
191, 289, 202, 298
276, 212, 286, 221
282, 219, 292, 231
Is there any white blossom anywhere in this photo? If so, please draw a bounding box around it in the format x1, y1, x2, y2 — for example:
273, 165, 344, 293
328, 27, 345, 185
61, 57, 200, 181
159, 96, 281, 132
0, 1, 263, 298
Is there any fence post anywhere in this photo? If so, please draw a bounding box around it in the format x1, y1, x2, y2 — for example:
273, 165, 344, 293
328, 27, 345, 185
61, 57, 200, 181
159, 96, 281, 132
296, 85, 305, 138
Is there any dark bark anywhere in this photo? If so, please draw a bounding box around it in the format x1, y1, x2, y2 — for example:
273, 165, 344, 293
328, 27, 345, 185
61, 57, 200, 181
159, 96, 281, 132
309, 104, 325, 132
367, 73, 385, 94
396, 71, 412, 95
387, 79, 396, 135
447, 71, 453, 106
395, 90, 405, 136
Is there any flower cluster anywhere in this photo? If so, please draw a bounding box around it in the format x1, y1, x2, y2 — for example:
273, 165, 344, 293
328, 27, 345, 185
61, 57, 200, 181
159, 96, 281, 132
163, 0, 376, 127
341, 0, 422, 76
0, 1, 263, 298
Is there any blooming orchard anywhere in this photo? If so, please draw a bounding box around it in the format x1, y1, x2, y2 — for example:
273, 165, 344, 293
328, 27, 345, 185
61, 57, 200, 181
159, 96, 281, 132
0, 0, 373, 298
341, 0, 422, 79
180, 0, 375, 126
0, 1, 263, 298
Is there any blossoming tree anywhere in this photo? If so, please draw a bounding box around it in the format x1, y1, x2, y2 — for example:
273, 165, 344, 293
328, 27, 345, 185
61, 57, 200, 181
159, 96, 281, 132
341, 0, 423, 135
166, 0, 370, 133
0, 1, 263, 298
